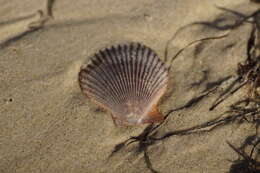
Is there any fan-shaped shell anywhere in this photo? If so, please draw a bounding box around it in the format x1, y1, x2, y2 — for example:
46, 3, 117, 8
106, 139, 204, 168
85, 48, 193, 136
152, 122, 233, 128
79, 42, 169, 126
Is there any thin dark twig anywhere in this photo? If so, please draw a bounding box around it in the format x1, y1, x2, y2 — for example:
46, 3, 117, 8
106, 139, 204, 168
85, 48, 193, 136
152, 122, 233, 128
154, 109, 260, 141
227, 140, 260, 172
147, 86, 218, 136
227, 141, 252, 161
209, 81, 247, 111
167, 33, 229, 71
164, 24, 194, 62
144, 148, 159, 173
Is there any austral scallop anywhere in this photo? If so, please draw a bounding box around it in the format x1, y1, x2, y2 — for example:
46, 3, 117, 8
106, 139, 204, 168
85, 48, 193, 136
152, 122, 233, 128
78, 42, 169, 126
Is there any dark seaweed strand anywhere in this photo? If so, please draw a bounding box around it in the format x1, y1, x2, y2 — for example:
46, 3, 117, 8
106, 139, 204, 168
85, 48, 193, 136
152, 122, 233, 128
104, 47, 125, 103
123, 44, 132, 102
142, 48, 156, 101
129, 43, 135, 101
93, 52, 121, 106
110, 45, 127, 102
99, 49, 123, 105
116, 44, 128, 102
139, 45, 151, 102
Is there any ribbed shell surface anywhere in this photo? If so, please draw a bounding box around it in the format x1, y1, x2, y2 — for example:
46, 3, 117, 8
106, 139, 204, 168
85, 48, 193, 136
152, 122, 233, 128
79, 42, 168, 125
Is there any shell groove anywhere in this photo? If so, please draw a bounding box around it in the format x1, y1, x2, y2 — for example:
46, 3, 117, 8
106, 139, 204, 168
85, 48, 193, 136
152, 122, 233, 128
79, 42, 169, 126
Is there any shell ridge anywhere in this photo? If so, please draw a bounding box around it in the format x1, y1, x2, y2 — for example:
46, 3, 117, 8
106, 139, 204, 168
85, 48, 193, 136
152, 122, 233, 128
145, 54, 164, 99
150, 62, 168, 99
88, 59, 121, 105
99, 50, 122, 105
148, 66, 168, 98
139, 45, 150, 100
129, 43, 135, 101
138, 45, 145, 100
94, 52, 121, 105
142, 48, 155, 100
134, 43, 141, 101
147, 74, 168, 100
83, 82, 115, 107
145, 57, 163, 99
110, 45, 126, 102
123, 44, 132, 102
134, 43, 141, 99
84, 72, 119, 105
86, 86, 109, 103
92, 54, 102, 66
105, 47, 125, 103
130, 43, 136, 101
117, 44, 128, 101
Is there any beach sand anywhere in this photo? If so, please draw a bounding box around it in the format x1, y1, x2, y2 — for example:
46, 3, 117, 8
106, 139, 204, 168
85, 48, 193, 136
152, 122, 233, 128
0, 0, 259, 172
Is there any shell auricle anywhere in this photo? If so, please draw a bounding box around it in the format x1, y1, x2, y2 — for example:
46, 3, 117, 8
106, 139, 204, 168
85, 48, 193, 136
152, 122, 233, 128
78, 42, 169, 126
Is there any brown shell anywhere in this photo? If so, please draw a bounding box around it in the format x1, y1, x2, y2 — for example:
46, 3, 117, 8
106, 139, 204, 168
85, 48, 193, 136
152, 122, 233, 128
78, 42, 168, 126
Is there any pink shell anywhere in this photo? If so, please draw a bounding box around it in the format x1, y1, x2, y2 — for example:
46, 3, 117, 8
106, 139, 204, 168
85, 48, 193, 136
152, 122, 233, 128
79, 42, 168, 126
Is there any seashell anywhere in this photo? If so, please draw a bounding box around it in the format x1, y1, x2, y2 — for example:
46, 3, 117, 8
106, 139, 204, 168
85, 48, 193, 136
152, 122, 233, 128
78, 42, 169, 126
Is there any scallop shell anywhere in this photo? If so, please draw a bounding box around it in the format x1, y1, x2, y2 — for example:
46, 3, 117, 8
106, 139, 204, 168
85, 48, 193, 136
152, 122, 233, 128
79, 42, 169, 126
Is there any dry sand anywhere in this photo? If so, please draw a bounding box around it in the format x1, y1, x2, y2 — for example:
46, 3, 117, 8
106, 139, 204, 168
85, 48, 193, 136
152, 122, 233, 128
0, 0, 259, 173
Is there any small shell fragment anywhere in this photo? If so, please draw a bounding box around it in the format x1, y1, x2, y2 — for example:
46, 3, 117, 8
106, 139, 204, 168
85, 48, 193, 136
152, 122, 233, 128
79, 42, 169, 126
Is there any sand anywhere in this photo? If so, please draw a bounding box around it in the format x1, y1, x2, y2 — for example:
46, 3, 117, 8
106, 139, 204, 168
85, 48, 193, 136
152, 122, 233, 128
0, 0, 259, 173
